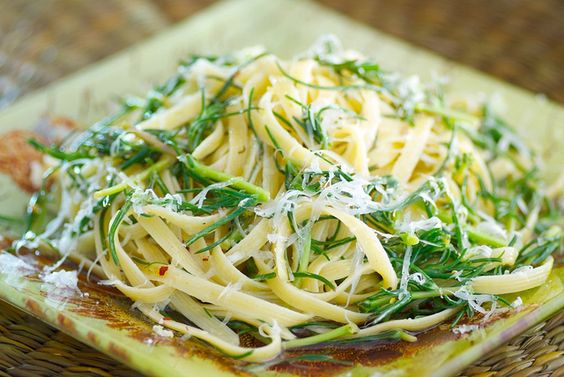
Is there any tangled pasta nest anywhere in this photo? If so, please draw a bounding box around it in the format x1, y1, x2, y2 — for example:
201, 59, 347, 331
14, 40, 562, 361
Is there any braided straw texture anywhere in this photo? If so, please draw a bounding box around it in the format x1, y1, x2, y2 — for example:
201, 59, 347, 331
0, 0, 562, 376
458, 312, 564, 377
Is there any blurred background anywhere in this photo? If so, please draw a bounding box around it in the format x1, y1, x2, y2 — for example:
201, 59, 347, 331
0, 0, 563, 110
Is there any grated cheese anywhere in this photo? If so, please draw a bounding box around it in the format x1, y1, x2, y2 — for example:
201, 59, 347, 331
454, 286, 496, 318
452, 324, 480, 335
399, 246, 413, 297
152, 325, 174, 338
190, 180, 234, 208
0, 253, 37, 276
396, 216, 442, 235
510, 297, 523, 308
40, 269, 81, 304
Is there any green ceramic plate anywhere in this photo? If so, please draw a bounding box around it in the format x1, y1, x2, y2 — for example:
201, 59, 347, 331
0, 1, 562, 376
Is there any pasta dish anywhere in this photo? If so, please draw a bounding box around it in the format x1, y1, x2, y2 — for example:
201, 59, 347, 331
11, 39, 562, 361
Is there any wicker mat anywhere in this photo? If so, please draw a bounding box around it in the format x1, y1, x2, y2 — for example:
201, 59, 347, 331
0, 0, 563, 376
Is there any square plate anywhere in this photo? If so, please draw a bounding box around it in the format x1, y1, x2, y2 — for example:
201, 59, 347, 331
0, 1, 562, 376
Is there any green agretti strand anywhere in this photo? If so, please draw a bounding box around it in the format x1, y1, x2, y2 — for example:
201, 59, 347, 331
180, 154, 270, 203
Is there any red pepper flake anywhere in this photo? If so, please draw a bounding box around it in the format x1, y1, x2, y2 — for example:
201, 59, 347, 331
159, 266, 169, 276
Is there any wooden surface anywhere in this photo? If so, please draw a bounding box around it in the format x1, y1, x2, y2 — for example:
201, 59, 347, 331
0, 0, 563, 108
0, 1, 563, 376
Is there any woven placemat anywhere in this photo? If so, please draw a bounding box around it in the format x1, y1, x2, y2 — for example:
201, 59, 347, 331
0, 0, 563, 376
316, 0, 564, 104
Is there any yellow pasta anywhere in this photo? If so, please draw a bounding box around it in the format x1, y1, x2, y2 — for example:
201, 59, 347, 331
15, 40, 561, 362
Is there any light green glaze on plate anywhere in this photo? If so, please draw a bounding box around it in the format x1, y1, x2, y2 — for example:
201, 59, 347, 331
0, 0, 562, 376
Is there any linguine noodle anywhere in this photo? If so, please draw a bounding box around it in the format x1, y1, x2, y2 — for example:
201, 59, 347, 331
14, 39, 562, 361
